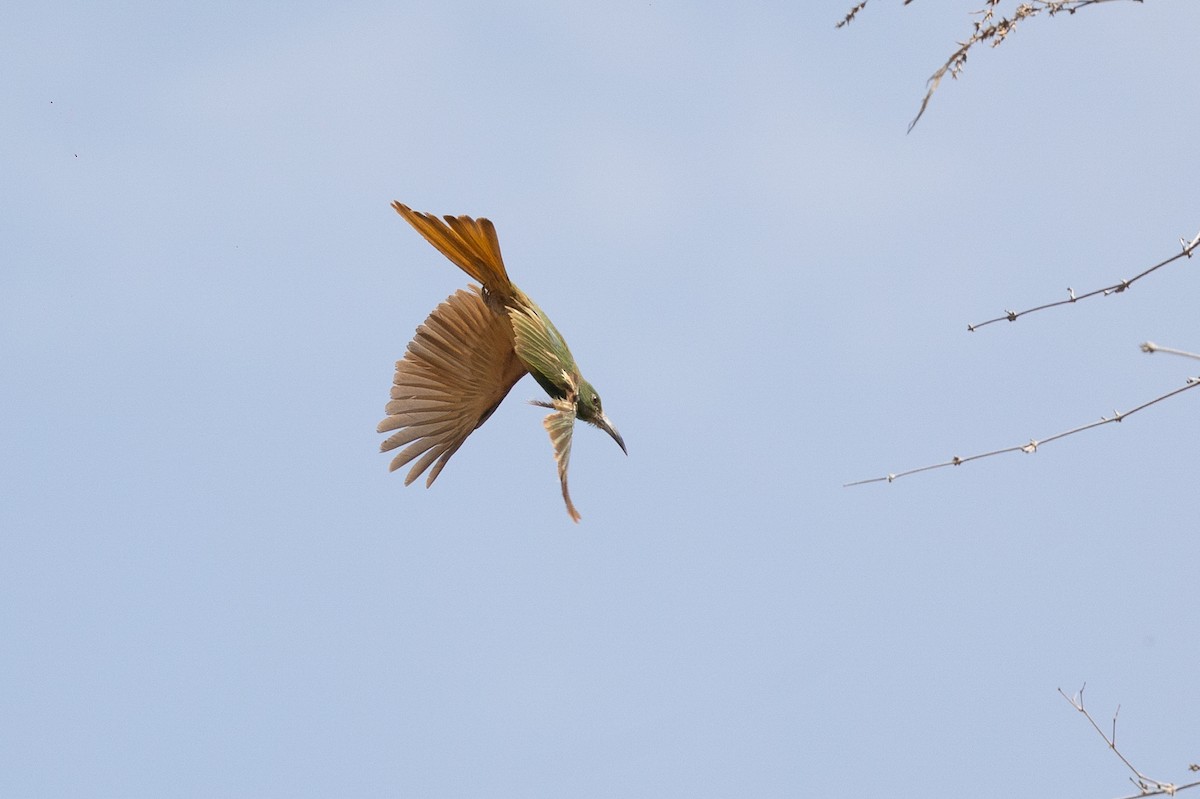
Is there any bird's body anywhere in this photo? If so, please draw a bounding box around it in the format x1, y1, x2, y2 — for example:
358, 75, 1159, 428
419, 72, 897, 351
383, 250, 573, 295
378, 202, 625, 522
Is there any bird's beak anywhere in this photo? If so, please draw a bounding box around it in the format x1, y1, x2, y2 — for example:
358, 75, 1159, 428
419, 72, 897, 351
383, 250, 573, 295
596, 413, 627, 455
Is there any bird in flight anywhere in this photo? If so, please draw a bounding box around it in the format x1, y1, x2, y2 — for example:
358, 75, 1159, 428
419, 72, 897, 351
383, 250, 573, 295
378, 202, 626, 522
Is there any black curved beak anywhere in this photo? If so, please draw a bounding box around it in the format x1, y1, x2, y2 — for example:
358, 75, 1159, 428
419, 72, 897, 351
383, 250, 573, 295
596, 413, 627, 455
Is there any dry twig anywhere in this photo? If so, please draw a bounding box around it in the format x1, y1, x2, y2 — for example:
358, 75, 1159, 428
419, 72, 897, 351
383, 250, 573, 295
844, 352, 1200, 486
836, 2, 871, 28
1057, 685, 1200, 798
968, 229, 1200, 331
836, 0, 914, 29
837, 0, 1146, 131
1141, 342, 1200, 362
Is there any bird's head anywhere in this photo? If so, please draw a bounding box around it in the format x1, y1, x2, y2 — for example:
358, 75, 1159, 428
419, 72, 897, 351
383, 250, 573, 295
575, 379, 626, 455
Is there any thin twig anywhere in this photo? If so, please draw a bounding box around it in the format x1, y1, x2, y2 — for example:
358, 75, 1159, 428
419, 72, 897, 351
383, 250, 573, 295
835, 1, 870, 28
837, 1, 1147, 130
844, 370, 1200, 486
968, 229, 1200, 331
1142, 342, 1200, 362
907, 0, 1143, 131
1109, 778, 1200, 799
836, 0, 916, 29
1057, 685, 1200, 798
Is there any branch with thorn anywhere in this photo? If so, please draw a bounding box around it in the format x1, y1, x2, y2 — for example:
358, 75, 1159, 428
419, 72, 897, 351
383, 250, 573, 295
1057, 684, 1200, 798
968, 229, 1200, 332
844, 344, 1200, 486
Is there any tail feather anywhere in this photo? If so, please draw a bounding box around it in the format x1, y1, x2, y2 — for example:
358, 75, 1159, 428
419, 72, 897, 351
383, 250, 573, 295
392, 202, 514, 299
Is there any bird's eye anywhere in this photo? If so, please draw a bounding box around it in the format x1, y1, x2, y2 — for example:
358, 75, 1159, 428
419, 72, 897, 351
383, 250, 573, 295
591, 393, 600, 408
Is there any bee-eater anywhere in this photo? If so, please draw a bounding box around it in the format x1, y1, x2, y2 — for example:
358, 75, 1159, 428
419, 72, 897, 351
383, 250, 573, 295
378, 202, 626, 522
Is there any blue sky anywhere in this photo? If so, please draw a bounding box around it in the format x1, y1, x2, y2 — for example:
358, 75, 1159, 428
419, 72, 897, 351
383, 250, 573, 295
4, 2, 1199, 796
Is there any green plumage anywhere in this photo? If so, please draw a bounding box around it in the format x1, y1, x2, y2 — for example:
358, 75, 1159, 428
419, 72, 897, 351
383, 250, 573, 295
379, 203, 626, 522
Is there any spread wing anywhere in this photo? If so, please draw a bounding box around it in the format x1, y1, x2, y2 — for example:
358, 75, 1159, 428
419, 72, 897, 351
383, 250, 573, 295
542, 402, 581, 523
378, 286, 526, 486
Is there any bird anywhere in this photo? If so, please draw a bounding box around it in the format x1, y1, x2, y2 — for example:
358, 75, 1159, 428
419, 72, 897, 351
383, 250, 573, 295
378, 202, 626, 522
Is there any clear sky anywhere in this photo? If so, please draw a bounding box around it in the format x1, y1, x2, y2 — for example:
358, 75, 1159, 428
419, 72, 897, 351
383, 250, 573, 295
4, 2, 1198, 797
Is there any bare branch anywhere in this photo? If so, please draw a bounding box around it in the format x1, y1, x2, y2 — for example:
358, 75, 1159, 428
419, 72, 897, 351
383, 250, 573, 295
1109, 777, 1200, 798
836, 0, 916, 30
844, 369, 1200, 487
838, 1, 1148, 131
1057, 686, 1200, 798
967, 228, 1200, 332
835, 1, 870, 28
1142, 342, 1200, 362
